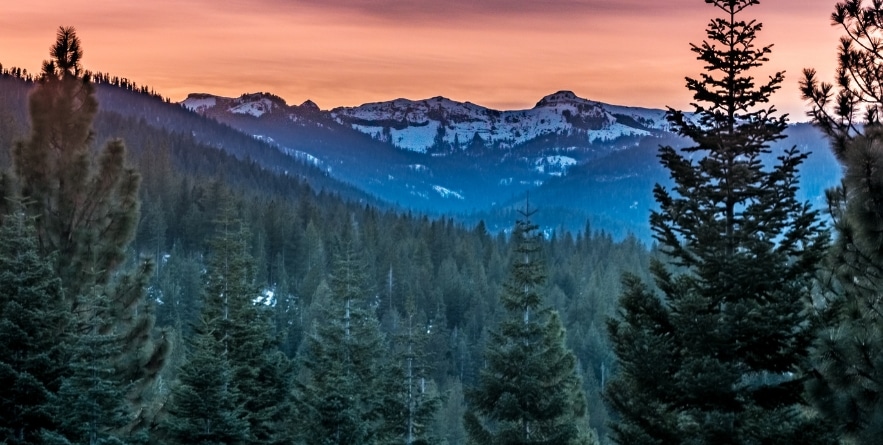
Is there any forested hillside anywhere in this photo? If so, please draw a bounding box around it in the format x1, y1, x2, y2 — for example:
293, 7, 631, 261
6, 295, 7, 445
0, 31, 653, 444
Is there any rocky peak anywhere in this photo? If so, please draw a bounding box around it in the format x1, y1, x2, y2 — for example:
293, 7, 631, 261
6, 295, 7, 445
534, 90, 584, 108
300, 99, 320, 111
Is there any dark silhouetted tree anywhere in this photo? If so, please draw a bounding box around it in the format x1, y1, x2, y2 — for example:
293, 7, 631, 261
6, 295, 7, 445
9, 26, 169, 436
802, 2, 883, 442
606, 1, 831, 444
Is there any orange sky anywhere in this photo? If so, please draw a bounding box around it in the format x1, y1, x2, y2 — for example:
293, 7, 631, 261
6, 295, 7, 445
1, 0, 843, 119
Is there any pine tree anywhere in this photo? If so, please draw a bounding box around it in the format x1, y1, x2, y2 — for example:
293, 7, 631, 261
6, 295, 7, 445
7, 26, 169, 434
464, 209, 595, 445
0, 206, 70, 444
605, 1, 831, 443
801, 2, 883, 441
296, 235, 395, 445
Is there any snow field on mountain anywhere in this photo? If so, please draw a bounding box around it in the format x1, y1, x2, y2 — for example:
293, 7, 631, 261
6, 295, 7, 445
589, 123, 651, 142
432, 185, 464, 199
181, 95, 217, 113
330, 91, 668, 153
228, 97, 277, 117
535, 156, 577, 174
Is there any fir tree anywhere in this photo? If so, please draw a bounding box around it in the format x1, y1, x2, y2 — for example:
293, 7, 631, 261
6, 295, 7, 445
465, 209, 595, 445
296, 234, 396, 445
162, 315, 249, 445
801, 2, 883, 441
207, 201, 292, 445
384, 297, 442, 445
8, 26, 169, 434
48, 295, 133, 445
0, 206, 69, 444
605, 1, 831, 444
165, 197, 292, 445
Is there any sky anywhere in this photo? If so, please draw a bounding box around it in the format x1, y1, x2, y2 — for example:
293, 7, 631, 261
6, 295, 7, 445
0, 0, 844, 119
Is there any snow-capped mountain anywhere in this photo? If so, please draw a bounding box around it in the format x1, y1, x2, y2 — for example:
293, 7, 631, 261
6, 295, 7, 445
183, 92, 312, 118
177, 90, 838, 239
329, 91, 670, 153
177, 90, 684, 232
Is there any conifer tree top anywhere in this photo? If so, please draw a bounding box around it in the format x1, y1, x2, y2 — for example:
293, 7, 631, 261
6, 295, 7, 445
43, 26, 83, 80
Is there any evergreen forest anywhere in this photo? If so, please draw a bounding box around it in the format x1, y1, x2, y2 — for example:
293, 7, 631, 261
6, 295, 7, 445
4, 1, 883, 444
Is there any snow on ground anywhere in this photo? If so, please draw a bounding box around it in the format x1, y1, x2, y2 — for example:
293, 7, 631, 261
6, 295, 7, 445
254, 289, 275, 306
589, 123, 651, 142
603, 104, 670, 129
390, 121, 439, 153
351, 124, 384, 140
332, 91, 667, 152
535, 155, 577, 174
253, 134, 276, 144
182, 95, 217, 113
229, 97, 276, 117
432, 185, 465, 200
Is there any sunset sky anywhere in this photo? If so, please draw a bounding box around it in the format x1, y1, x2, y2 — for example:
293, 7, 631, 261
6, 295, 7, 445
1, 0, 843, 119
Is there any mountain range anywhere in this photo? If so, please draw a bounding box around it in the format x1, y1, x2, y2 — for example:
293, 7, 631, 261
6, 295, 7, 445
1, 71, 838, 240
177, 89, 840, 239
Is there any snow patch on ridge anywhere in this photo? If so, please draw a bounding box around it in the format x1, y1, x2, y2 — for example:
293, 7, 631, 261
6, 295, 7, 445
229, 97, 277, 117
432, 185, 464, 200
182, 94, 217, 113
535, 156, 577, 175
589, 123, 651, 142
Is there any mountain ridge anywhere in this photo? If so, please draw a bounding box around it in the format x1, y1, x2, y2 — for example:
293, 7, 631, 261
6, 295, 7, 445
183, 89, 673, 154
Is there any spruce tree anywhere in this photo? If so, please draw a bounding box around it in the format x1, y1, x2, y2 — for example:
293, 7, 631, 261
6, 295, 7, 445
8, 26, 169, 433
464, 209, 595, 445
801, 1, 883, 441
605, 1, 830, 443
296, 235, 396, 445
0, 206, 69, 444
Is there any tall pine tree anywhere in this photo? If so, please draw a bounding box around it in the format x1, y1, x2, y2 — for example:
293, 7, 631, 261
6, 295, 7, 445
7, 26, 169, 435
207, 199, 292, 445
801, 1, 883, 441
605, 1, 831, 443
465, 208, 595, 445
